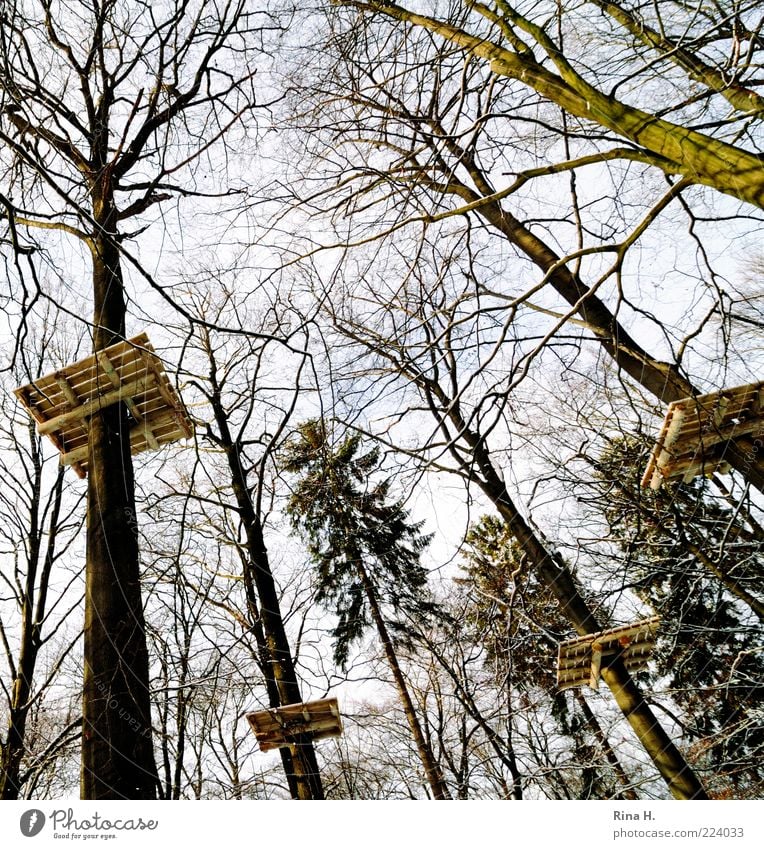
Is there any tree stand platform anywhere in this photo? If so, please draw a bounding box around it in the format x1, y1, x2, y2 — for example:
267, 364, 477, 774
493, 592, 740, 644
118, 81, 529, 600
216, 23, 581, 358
557, 615, 660, 691
13, 332, 192, 478
246, 698, 343, 752
641, 381, 763, 490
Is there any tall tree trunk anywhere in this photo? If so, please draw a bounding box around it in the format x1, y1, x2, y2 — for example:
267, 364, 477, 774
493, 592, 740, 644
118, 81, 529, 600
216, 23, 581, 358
356, 561, 452, 799
208, 386, 324, 800
242, 579, 300, 798
458, 416, 708, 799
81, 190, 158, 799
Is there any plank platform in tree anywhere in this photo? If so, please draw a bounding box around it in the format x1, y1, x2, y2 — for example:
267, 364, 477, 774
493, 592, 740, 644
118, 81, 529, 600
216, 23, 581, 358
13, 332, 192, 479
557, 616, 660, 691
641, 381, 764, 490
245, 698, 342, 752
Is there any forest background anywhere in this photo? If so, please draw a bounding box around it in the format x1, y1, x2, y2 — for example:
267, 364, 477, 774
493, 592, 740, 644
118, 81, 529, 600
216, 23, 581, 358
0, 0, 762, 801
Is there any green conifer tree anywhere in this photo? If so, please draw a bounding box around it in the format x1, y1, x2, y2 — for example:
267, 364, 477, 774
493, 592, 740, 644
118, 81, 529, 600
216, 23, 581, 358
284, 419, 451, 798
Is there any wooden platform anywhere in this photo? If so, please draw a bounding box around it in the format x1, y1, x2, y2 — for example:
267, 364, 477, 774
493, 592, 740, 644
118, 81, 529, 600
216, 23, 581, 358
641, 381, 763, 490
557, 616, 660, 691
13, 333, 192, 478
246, 698, 342, 752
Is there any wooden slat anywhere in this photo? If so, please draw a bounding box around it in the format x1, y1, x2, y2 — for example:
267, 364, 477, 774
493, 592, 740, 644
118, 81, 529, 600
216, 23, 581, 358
61, 412, 187, 466
642, 381, 764, 488
146, 361, 193, 439
13, 333, 192, 477
246, 698, 342, 752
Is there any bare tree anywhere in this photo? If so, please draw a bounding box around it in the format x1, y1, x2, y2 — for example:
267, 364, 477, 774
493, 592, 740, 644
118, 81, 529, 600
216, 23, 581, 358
280, 3, 764, 490
0, 0, 278, 798
283, 235, 707, 796
0, 315, 85, 798
142, 286, 330, 799
332, 1, 764, 207
245, 1, 764, 798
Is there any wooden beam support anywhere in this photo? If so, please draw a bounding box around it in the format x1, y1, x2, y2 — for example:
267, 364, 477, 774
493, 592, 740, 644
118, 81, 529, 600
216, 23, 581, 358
590, 643, 602, 690
38, 373, 155, 435
712, 395, 730, 427
55, 374, 81, 410
96, 349, 154, 435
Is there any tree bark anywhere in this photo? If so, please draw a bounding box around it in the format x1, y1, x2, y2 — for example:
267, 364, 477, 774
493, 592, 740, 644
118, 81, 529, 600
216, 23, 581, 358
242, 577, 300, 798
81, 188, 159, 799
209, 387, 324, 800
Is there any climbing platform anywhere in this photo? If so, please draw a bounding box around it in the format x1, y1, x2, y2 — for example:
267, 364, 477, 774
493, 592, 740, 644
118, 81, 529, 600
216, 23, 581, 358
557, 615, 660, 691
246, 698, 342, 752
641, 381, 763, 490
13, 332, 192, 478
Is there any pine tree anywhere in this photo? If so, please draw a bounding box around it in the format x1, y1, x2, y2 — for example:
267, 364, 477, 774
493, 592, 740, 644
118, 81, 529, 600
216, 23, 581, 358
284, 420, 450, 798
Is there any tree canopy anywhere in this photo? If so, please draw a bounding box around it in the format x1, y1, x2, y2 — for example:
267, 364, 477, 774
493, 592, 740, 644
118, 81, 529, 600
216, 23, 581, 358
0, 0, 761, 804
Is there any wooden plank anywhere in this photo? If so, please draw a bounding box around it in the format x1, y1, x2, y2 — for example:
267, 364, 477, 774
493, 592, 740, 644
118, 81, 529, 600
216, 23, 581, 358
60, 412, 186, 466
38, 373, 156, 435
96, 349, 149, 432
14, 385, 55, 424
145, 362, 193, 439
246, 698, 342, 751
14, 333, 192, 477
664, 454, 727, 482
